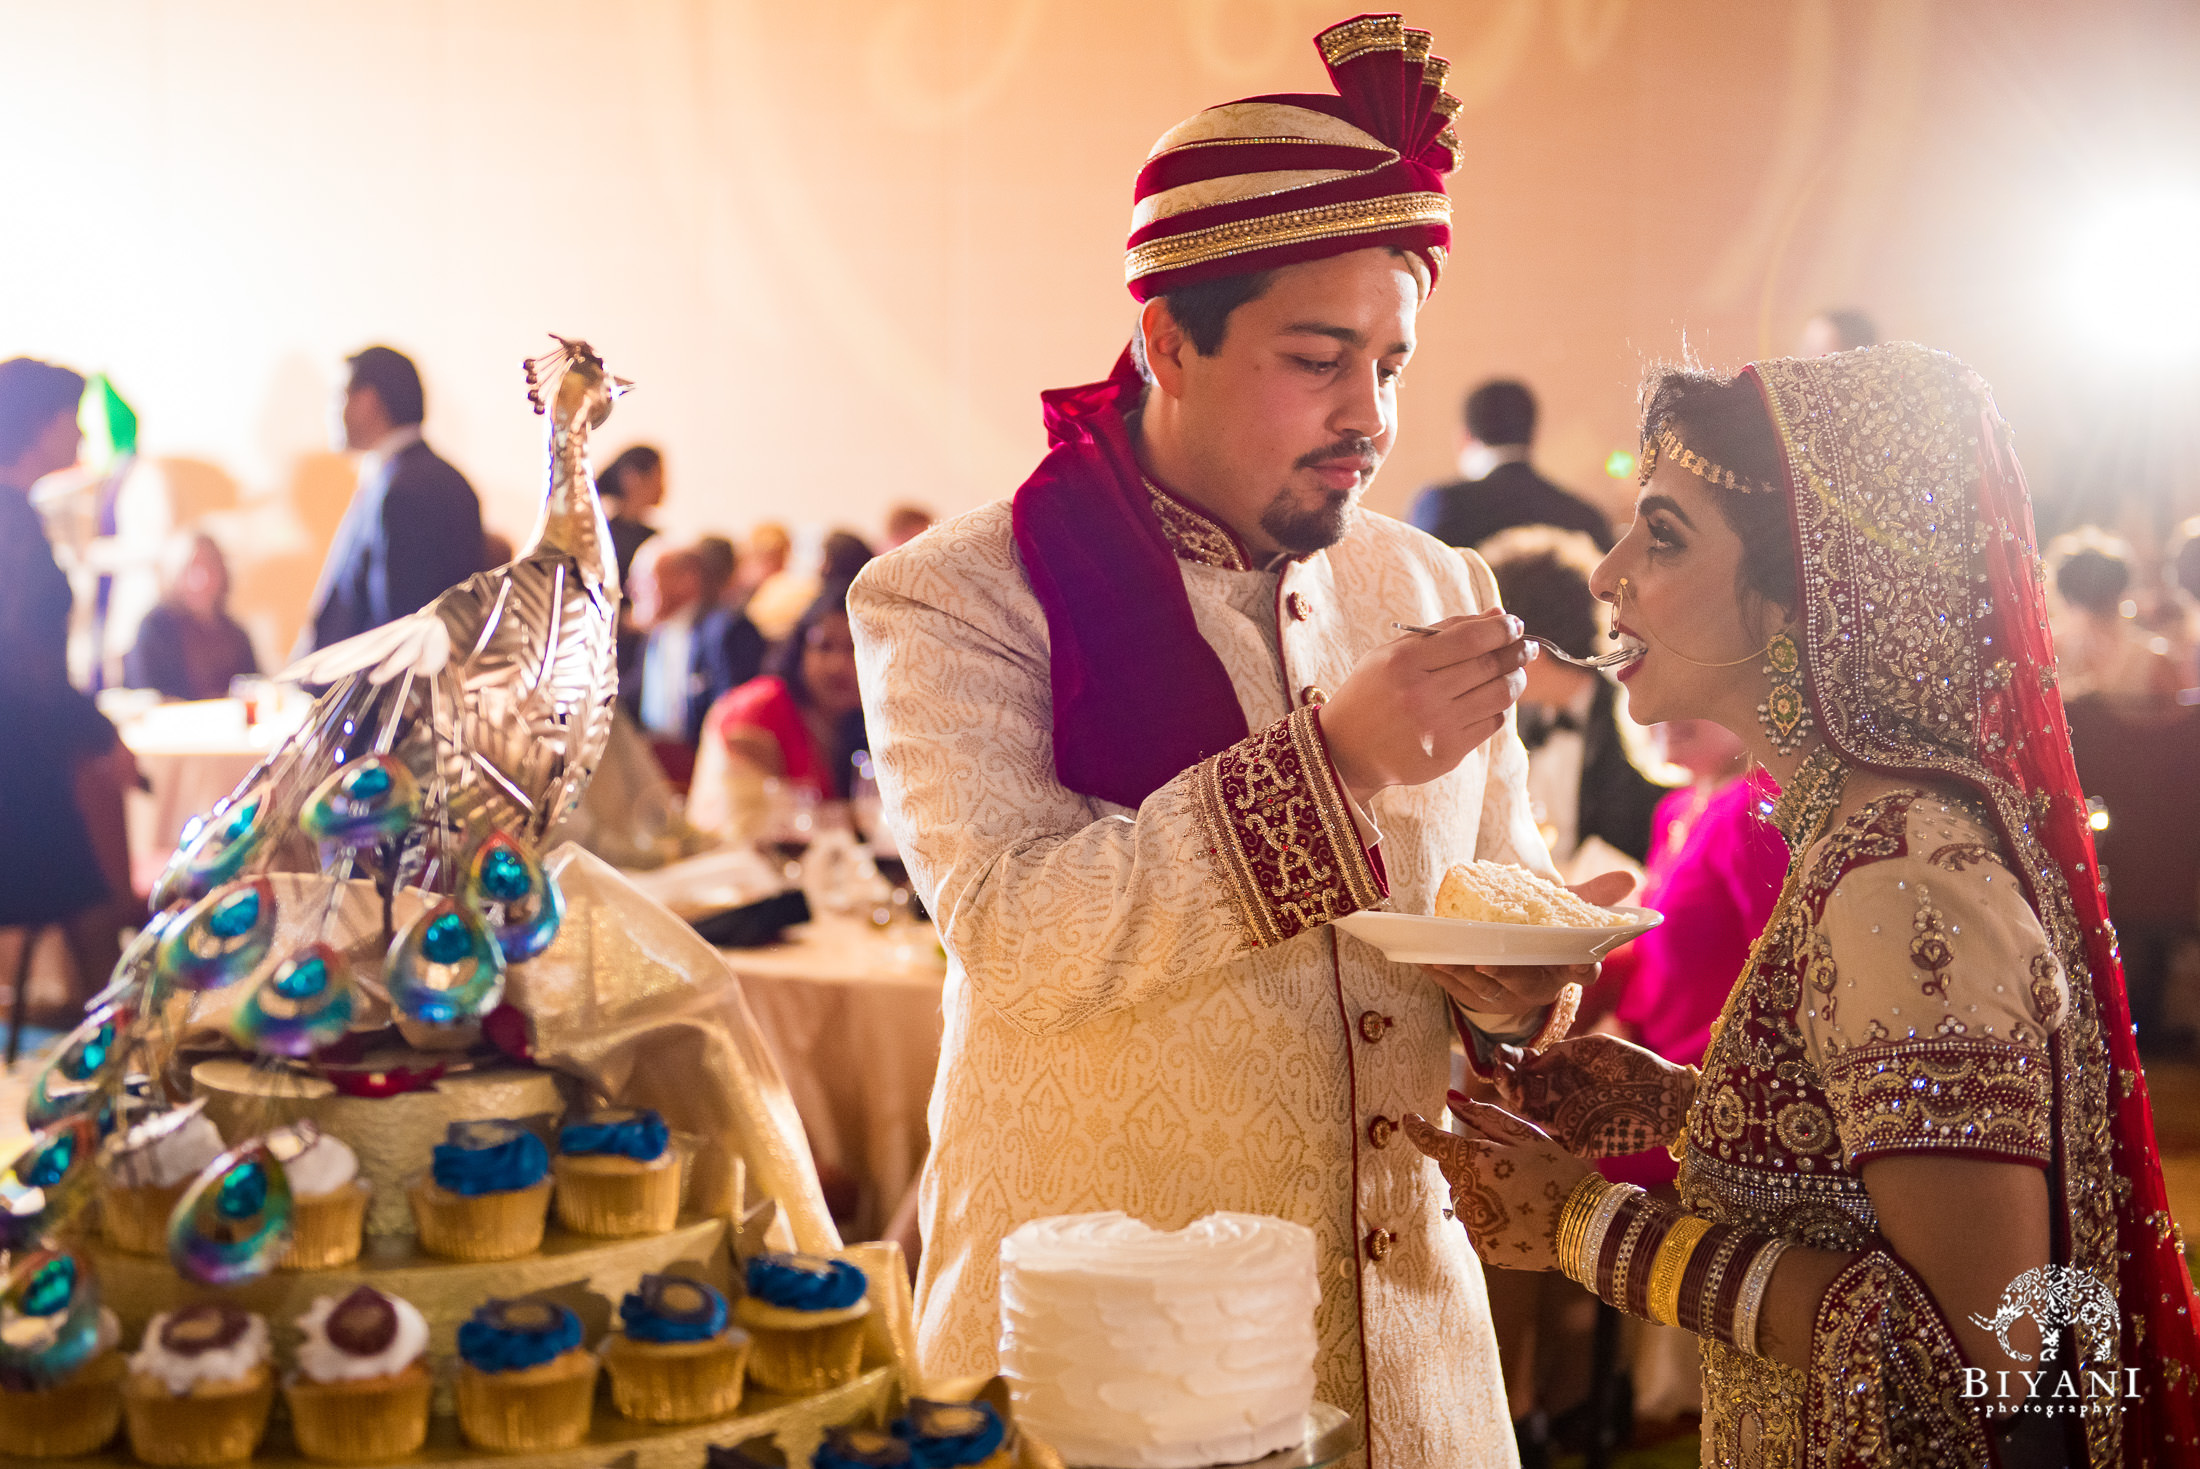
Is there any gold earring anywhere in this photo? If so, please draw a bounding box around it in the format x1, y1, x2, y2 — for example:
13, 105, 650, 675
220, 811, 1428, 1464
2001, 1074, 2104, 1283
1757, 628, 1813, 755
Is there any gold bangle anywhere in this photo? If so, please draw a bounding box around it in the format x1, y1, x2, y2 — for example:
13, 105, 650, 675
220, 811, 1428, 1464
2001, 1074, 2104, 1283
1646, 1214, 1713, 1328
1556, 1173, 1609, 1283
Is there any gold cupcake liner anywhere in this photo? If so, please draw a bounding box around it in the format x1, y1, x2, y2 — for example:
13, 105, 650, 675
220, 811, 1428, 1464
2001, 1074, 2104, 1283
737, 1308, 869, 1397
284, 1363, 432, 1463
454, 1349, 599, 1452
0, 1350, 125, 1457
122, 1365, 276, 1466
603, 1330, 750, 1424
281, 1180, 372, 1270
406, 1176, 551, 1261
552, 1154, 682, 1238
101, 1181, 188, 1255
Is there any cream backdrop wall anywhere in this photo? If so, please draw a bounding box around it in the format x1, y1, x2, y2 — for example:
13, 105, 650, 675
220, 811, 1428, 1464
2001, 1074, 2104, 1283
3, 0, 2195, 660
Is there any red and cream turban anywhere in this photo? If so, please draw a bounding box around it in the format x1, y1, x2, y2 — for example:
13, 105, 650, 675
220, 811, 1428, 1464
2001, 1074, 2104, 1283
1125, 13, 1462, 301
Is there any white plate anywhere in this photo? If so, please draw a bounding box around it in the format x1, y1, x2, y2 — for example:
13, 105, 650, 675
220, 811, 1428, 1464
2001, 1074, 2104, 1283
1333, 905, 1663, 967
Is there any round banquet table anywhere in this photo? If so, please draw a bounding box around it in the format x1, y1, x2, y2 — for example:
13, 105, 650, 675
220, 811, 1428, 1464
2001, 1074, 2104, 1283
720, 917, 946, 1243
114, 695, 306, 890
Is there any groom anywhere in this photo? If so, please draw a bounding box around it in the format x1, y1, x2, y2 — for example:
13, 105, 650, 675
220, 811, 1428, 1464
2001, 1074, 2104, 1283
852, 14, 1618, 1464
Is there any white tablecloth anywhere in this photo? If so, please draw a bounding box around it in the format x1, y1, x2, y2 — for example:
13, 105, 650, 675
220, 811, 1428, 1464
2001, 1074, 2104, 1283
723, 919, 945, 1242
115, 696, 302, 889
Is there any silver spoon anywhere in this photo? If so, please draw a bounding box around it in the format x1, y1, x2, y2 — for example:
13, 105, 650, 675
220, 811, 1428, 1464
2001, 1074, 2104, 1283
1390, 620, 1639, 671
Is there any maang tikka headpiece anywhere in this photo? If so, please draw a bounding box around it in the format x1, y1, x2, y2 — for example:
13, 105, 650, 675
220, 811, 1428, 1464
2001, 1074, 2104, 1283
1639, 422, 1779, 496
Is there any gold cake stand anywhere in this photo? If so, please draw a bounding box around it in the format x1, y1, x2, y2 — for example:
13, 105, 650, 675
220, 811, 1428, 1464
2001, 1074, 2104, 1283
61, 1364, 897, 1468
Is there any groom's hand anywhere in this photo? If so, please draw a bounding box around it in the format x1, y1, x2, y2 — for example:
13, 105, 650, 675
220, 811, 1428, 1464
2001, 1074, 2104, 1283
1321, 612, 1531, 806
1425, 870, 1637, 1031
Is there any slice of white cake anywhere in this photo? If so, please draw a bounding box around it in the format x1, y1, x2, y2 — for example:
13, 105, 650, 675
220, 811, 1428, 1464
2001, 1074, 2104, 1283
998, 1212, 1318, 1469
1435, 860, 1616, 928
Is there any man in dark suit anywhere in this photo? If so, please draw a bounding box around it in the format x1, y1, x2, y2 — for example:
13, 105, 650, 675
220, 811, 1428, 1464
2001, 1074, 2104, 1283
1408, 379, 1613, 553
1482, 526, 1666, 866
622, 539, 767, 756
300, 346, 485, 654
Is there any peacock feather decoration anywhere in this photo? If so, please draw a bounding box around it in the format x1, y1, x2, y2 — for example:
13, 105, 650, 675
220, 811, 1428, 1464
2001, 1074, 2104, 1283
0, 341, 628, 1370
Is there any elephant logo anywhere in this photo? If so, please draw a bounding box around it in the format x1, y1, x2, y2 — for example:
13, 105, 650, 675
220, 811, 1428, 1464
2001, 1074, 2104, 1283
1967, 1265, 2119, 1363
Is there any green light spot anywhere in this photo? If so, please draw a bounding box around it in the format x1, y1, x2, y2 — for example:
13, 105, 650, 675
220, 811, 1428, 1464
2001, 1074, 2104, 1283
1605, 450, 1637, 480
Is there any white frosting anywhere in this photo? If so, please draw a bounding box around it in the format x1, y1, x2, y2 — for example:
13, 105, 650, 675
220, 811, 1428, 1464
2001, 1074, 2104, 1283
110, 1108, 226, 1189
128, 1310, 269, 1394
293, 1292, 430, 1383
999, 1212, 1318, 1469
276, 1129, 359, 1198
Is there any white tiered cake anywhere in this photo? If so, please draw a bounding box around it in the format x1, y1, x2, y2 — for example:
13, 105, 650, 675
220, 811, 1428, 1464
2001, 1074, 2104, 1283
998, 1212, 1319, 1469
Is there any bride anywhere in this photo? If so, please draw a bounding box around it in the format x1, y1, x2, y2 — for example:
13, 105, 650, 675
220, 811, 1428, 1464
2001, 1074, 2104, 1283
1407, 343, 2199, 1468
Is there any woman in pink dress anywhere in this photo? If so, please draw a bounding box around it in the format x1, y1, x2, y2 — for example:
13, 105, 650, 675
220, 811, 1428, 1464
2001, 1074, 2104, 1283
1597, 720, 1787, 1191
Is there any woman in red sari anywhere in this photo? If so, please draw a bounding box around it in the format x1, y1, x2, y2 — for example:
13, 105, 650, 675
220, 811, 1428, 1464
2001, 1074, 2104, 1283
1409, 343, 2200, 1467
691, 582, 866, 816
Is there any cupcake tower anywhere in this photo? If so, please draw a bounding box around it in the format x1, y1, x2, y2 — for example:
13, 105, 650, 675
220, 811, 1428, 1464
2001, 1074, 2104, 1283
2, 1093, 891, 1463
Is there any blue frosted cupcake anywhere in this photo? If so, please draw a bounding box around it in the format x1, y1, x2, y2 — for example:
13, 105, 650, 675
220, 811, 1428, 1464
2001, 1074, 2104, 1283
553, 1109, 680, 1238
603, 1275, 751, 1423
407, 1122, 552, 1261
898, 1399, 1010, 1469
452, 1298, 598, 1452
734, 1255, 870, 1395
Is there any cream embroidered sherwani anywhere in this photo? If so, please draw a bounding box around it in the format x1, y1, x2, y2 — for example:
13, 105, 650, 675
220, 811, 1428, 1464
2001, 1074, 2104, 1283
850, 489, 1569, 1468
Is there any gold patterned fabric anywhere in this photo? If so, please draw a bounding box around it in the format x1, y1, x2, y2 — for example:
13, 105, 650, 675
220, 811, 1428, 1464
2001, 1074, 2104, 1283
1192, 706, 1387, 948
1679, 344, 2200, 1467
1145, 475, 1253, 571
850, 500, 1559, 1468
1683, 788, 2058, 1467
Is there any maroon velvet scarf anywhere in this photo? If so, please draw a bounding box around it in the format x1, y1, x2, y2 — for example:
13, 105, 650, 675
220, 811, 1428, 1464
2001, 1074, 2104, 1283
1009, 350, 1251, 808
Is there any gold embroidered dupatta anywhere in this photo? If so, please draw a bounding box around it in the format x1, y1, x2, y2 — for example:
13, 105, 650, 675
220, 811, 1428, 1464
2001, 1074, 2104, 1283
1749, 343, 2199, 1468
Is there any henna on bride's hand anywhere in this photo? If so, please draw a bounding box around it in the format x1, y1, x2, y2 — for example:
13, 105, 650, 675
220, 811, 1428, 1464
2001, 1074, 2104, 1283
1404, 1109, 1587, 1272
1504, 1035, 1695, 1158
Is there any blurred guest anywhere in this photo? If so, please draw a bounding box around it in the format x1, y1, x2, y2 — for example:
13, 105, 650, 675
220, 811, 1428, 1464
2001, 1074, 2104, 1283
693, 582, 866, 821
300, 346, 484, 655
695, 534, 738, 606
1797, 307, 1878, 357
1597, 720, 1786, 1185
733, 522, 791, 602
738, 522, 810, 638
821, 529, 875, 584
2067, 693, 2200, 1057
2048, 528, 2180, 699
597, 444, 664, 586
0, 357, 137, 1008
123, 532, 259, 701
1410, 380, 1612, 552
884, 503, 936, 549
2163, 515, 2200, 686
622, 539, 767, 756
1482, 527, 1664, 868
